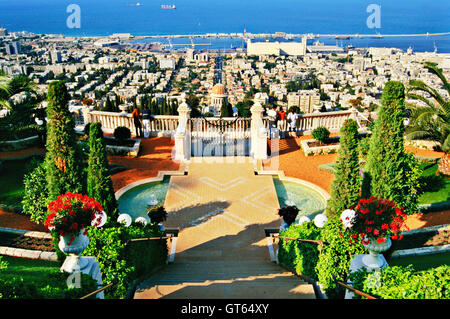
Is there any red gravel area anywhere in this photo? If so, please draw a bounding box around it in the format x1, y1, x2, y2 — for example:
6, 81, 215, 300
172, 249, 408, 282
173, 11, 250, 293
109, 136, 180, 191
0, 147, 45, 159
0, 210, 46, 232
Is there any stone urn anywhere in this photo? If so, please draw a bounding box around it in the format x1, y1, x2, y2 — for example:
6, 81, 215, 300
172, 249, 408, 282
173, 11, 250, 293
362, 237, 392, 269
59, 229, 90, 273
119, 104, 128, 114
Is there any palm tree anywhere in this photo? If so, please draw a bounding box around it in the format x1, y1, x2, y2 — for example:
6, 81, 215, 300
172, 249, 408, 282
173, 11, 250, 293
406, 62, 450, 175
0, 72, 10, 108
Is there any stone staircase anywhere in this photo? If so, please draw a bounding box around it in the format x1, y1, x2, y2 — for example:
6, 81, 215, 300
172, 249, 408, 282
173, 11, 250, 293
134, 261, 315, 299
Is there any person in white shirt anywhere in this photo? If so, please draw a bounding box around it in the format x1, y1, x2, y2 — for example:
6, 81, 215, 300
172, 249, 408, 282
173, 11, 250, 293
287, 108, 298, 138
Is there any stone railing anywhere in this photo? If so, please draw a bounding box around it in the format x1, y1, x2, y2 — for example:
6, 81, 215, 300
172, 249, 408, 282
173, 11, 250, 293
262, 110, 360, 135
81, 109, 179, 136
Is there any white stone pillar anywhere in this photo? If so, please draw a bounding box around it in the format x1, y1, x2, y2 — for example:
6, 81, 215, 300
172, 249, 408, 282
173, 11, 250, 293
250, 101, 265, 158
174, 96, 191, 162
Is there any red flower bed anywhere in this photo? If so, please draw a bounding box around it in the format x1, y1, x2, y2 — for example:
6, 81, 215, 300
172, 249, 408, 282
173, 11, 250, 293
44, 193, 103, 245
341, 196, 408, 245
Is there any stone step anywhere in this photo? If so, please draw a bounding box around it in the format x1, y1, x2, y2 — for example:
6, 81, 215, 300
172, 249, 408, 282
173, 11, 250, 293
134, 261, 315, 299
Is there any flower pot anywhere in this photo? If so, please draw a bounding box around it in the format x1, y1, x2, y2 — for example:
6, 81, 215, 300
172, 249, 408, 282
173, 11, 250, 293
58, 229, 90, 271
362, 237, 392, 269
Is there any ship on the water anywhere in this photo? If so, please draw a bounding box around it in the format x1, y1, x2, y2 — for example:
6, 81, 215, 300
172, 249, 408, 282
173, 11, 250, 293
161, 4, 176, 9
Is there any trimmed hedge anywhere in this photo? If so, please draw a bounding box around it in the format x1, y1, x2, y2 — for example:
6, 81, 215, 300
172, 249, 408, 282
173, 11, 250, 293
83, 222, 168, 298
277, 218, 367, 299
0, 271, 98, 299
316, 218, 367, 299
349, 265, 450, 299
278, 222, 322, 280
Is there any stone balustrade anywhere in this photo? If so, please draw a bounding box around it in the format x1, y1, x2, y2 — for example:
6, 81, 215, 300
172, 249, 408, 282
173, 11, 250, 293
262, 110, 359, 135
81, 109, 179, 136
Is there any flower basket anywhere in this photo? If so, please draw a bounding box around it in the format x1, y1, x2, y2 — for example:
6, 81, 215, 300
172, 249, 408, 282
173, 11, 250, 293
278, 206, 300, 227
340, 196, 408, 268
45, 193, 104, 246
146, 204, 167, 225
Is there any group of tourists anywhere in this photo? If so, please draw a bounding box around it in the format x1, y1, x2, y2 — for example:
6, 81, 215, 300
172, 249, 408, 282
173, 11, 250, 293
131, 106, 153, 138
267, 106, 298, 139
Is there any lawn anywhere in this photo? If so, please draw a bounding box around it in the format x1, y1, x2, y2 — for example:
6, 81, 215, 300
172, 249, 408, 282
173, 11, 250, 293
0, 157, 42, 207
0, 255, 59, 282
388, 252, 450, 271
418, 163, 450, 205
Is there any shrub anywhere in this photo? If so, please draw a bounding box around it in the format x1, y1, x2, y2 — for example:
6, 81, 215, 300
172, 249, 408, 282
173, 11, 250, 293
87, 122, 118, 220
364, 81, 421, 215
0, 271, 98, 299
45, 81, 84, 200
278, 222, 322, 280
326, 119, 361, 218
83, 222, 168, 298
113, 126, 131, 143
312, 127, 330, 144
277, 206, 300, 226
349, 265, 450, 299
315, 217, 367, 299
22, 161, 49, 224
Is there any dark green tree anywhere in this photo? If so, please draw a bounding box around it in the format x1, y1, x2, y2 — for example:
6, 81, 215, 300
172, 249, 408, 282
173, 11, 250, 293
87, 122, 118, 219
104, 96, 113, 112
45, 81, 83, 200
364, 81, 421, 215
221, 102, 233, 117
326, 119, 360, 218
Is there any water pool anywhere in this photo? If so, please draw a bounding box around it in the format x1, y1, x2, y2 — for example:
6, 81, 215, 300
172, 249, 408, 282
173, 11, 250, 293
117, 176, 171, 222
273, 177, 327, 219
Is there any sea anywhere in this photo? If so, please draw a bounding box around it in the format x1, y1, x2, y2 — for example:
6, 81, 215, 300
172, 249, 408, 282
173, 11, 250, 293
0, 0, 449, 53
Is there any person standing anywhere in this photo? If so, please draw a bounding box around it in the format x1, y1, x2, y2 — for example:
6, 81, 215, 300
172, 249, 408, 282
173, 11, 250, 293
267, 105, 278, 139
142, 105, 151, 138
287, 108, 298, 138
277, 107, 287, 139
131, 107, 143, 138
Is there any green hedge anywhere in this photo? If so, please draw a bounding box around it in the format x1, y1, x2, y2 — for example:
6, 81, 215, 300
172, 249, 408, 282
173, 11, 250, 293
83, 222, 168, 298
278, 222, 322, 280
316, 218, 367, 299
277, 218, 367, 299
0, 271, 98, 299
349, 265, 450, 299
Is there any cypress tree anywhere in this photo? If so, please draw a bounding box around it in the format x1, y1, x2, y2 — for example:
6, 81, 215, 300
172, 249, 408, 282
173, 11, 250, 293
364, 81, 420, 215
87, 122, 118, 219
221, 102, 233, 117
326, 119, 361, 218
45, 81, 83, 200
104, 96, 113, 112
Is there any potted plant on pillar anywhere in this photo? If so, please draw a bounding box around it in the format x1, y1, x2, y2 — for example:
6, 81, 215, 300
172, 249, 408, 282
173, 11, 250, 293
278, 205, 300, 231
340, 196, 408, 269
147, 204, 167, 231
45, 193, 106, 272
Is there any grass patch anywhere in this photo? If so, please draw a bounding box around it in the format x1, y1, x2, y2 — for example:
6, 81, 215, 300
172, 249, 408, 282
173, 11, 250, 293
0, 157, 42, 207
0, 256, 60, 282
418, 163, 450, 205
388, 252, 450, 271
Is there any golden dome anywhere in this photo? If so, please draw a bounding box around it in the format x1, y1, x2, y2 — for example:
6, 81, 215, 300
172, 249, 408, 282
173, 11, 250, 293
211, 83, 226, 95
